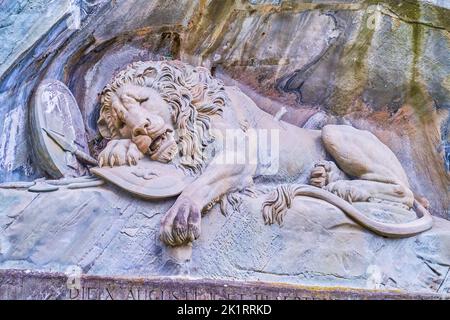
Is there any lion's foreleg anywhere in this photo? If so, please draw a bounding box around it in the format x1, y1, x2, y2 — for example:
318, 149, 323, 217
160, 154, 256, 246
184, 168, 254, 210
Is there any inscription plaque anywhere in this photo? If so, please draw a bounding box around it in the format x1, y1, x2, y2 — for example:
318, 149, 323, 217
0, 270, 445, 300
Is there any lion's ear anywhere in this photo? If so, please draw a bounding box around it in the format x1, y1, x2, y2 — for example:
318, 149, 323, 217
97, 115, 112, 139
143, 67, 156, 78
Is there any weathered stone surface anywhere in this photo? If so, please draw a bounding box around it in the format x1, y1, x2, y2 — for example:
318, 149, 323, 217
0, 0, 104, 182
0, 0, 71, 78
1, 185, 450, 296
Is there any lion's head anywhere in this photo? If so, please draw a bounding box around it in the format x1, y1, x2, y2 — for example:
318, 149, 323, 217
98, 60, 228, 172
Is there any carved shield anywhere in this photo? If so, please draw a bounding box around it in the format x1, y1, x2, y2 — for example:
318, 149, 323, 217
90, 159, 195, 199
30, 80, 89, 178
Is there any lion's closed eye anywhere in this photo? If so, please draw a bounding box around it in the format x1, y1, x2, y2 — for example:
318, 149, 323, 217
136, 97, 149, 104
122, 92, 148, 105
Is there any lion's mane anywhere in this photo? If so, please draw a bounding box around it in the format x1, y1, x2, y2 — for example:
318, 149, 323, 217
98, 60, 228, 172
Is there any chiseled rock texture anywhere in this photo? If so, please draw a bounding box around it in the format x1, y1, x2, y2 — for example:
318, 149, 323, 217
1, 185, 450, 295
0, 0, 449, 218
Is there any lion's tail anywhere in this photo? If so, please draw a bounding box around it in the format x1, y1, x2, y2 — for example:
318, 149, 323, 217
262, 184, 433, 238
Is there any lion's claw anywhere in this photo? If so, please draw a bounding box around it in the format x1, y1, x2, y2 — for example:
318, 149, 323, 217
99, 157, 104, 168
98, 139, 144, 167
309, 160, 344, 188
310, 163, 329, 188
126, 142, 143, 166
160, 196, 201, 246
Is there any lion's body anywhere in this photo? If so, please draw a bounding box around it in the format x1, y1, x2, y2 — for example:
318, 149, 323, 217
97, 60, 433, 246
224, 86, 408, 187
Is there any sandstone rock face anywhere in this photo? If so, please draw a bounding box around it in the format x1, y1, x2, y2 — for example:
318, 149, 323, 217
1, 185, 450, 295
0, 0, 448, 218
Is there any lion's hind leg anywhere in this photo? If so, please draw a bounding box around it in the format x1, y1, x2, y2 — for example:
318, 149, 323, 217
324, 180, 414, 208
321, 125, 411, 187
319, 124, 418, 207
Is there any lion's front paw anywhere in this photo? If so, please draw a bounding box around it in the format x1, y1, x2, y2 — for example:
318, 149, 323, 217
309, 160, 346, 188
98, 139, 144, 167
160, 195, 201, 246
309, 160, 333, 188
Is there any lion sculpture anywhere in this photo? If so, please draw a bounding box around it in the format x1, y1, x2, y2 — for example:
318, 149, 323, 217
96, 60, 433, 247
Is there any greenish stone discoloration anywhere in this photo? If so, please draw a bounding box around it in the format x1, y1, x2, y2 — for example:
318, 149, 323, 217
366, 0, 450, 30
329, 9, 376, 116
184, 0, 237, 58
408, 22, 432, 122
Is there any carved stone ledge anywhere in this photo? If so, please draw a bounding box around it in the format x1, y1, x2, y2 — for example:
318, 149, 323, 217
0, 269, 447, 300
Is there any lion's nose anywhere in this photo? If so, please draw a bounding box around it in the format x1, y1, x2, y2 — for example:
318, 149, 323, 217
132, 120, 151, 137
133, 127, 146, 137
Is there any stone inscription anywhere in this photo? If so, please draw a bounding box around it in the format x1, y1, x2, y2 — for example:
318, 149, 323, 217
0, 270, 445, 300
68, 286, 281, 300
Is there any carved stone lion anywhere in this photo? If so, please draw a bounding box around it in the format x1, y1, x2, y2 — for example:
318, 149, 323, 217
96, 60, 433, 247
